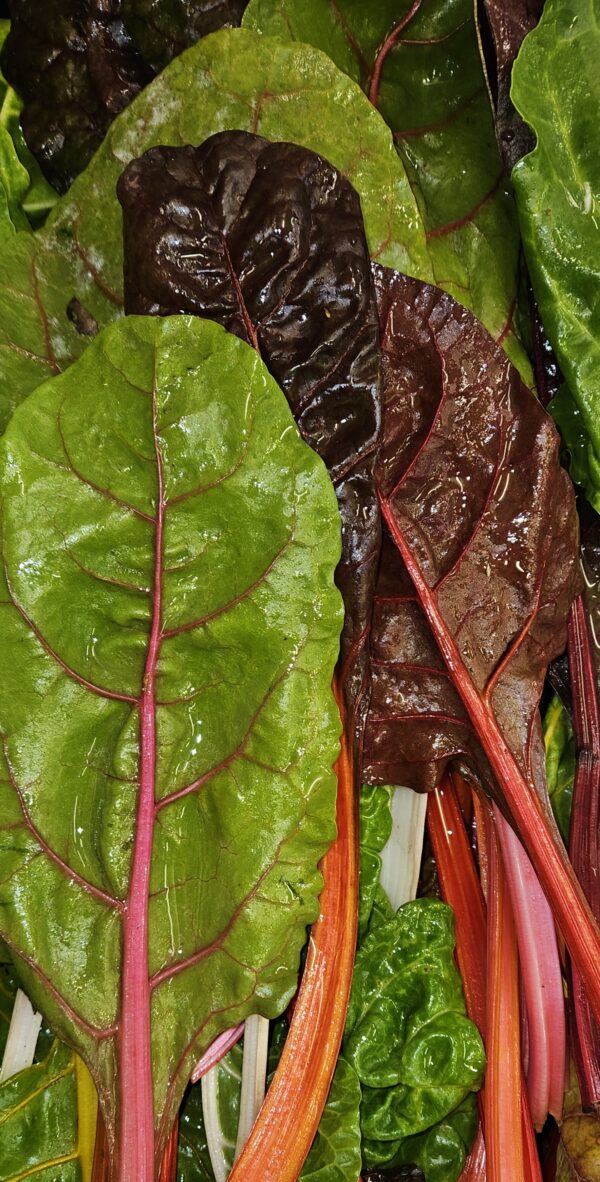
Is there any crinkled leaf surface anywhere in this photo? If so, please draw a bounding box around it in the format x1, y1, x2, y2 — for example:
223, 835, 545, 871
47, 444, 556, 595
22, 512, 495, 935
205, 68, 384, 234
343, 900, 484, 1147
118, 130, 382, 735
363, 1094, 477, 1180
358, 785, 392, 943
363, 265, 580, 804
0, 0, 248, 192
0, 21, 57, 231
512, 0, 600, 510
544, 694, 575, 844
0, 1040, 89, 1181
0, 26, 428, 433
243, 0, 529, 378
0, 314, 343, 1161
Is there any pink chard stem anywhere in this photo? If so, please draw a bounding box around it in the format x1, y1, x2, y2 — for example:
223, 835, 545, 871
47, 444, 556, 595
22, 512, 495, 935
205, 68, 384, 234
495, 808, 566, 1127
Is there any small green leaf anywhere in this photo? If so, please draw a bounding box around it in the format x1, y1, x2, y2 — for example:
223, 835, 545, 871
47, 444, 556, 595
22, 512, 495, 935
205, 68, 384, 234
0, 26, 430, 432
0, 1041, 81, 1181
544, 694, 575, 844
243, 0, 530, 379
344, 900, 485, 1144
0, 314, 343, 1153
358, 785, 393, 942
512, 0, 600, 506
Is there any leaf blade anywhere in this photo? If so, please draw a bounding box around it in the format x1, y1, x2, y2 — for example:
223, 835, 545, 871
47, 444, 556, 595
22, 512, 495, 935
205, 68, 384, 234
0, 314, 343, 1170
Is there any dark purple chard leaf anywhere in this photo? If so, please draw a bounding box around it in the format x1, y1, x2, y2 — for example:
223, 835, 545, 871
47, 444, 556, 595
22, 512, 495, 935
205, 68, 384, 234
118, 131, 382, 739
120, 0, 249, 72
363, 264, 600, 1040
478, 0, 542, 170
0, 0, 248, 192
363, 264, 580, 801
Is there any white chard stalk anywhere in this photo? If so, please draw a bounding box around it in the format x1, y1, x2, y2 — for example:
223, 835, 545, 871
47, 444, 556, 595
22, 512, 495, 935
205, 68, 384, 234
380, 786, 428, 908
0, 988, 42, 1081
234, 1013, 270, 1160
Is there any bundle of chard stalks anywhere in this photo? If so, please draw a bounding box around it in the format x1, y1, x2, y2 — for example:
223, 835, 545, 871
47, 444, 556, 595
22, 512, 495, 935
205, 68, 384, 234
0, 1, 599, 1180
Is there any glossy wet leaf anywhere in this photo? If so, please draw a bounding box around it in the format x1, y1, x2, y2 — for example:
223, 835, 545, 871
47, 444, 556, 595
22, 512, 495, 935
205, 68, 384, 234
1, 17, 57, 236
118, 131, 382, 735
363, 266, 580, 804
243, 0, 529, 378
512, 0, 600, 510
0, 314, 343, 1160
0, 0, 249, 192
344, 900, 485, 1146
0, 1040, 91, 1181
359, 786, 392, 943
0, 26, 428, 434
544, 694, 575, 844
363, 1094, 478, 1180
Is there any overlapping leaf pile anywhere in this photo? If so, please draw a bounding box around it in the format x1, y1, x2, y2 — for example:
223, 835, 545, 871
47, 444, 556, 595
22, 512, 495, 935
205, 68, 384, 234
0, 2, 598, 1181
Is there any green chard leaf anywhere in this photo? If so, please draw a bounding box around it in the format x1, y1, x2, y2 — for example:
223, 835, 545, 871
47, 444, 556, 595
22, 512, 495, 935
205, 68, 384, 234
362, 1094, 478, 1179
0, 20, 57, 236
0, 314, 343, 1164
0, 25, 430, 433
344, 899, 484, 1169
243, 0, 530, 378
359, 785, 393, 943
0, 1039, 98, 1181
544, 693, 575, 844
511, 0, 600, 508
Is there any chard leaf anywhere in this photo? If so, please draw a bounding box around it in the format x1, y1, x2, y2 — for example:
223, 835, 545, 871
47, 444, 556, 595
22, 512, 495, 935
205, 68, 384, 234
362, 266, 600, 1018
0, 20, 57, 232
511, 0, 600, 509
0, 1040, 95, 1181
363, 266, 580, 803
117, 128, 383, 741
0, 0, 249, 193
363, 1094, 478, 1181
0, 314, 343, 1169
344, 900, 484, 1147
544, 694, 575, 844
0, 26, 428, 433
243, 0, 529, 378
359, 785, 392, 943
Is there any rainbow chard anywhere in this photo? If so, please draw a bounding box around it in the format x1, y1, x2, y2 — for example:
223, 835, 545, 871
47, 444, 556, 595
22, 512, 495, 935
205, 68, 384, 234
0, 315, 343, 1180
117, 131, 382, 737
362, 266, 600, 1027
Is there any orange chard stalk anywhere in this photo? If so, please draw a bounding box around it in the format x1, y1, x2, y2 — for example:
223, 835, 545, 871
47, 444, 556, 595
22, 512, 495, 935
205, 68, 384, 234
227, 684, 357, 1182
486, 814, 525, 1182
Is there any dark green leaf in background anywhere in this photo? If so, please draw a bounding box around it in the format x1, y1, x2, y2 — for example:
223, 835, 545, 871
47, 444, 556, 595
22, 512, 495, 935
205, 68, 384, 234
0, 26, 430, 433
512, 0, 600, 510
242, 0, 530, 379
0, 314, 343, 1149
